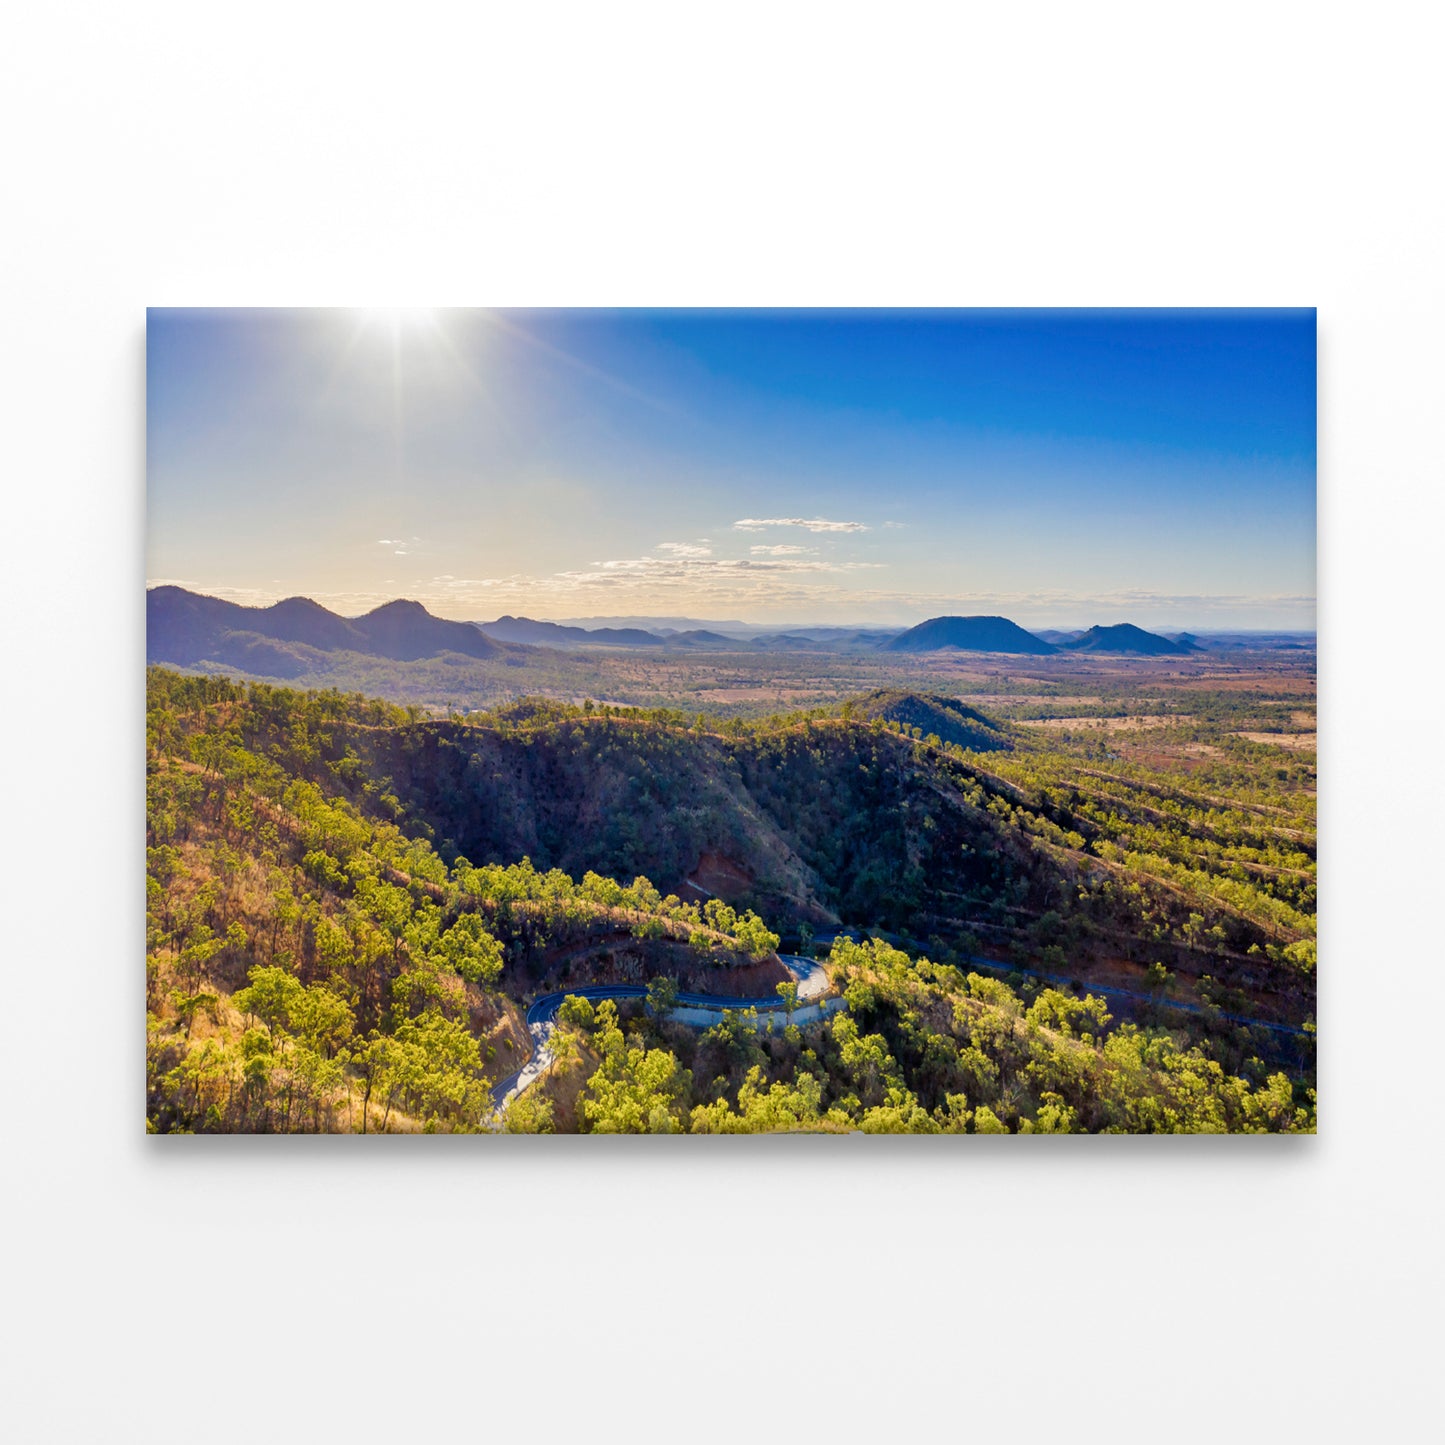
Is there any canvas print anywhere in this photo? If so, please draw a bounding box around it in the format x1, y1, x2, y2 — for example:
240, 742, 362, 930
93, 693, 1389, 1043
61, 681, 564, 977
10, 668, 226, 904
146, 308, 1316, 1134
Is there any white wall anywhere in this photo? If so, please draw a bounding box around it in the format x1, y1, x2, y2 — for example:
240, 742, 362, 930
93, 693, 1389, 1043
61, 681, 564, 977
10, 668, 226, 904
3, 4, 1439, 1443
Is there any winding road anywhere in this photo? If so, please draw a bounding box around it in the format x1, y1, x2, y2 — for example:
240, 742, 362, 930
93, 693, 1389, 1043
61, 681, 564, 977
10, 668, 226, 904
487, 938, 1307, 1122
489, 953, 833, 1113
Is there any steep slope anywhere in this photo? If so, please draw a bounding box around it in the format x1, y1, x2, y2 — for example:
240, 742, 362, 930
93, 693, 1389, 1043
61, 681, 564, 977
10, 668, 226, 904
360, 718, 833, 920
1063, 623, 1192, 656
353, 710, 1100, 946
349, 704, 1315, 1016
847, 690, 1011, 752
881, 615, 1058, 654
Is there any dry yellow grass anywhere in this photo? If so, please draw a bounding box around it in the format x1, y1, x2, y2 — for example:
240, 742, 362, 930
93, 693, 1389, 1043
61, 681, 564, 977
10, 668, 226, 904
1235, 731, 1317, 751
1016, 715, 1187, 732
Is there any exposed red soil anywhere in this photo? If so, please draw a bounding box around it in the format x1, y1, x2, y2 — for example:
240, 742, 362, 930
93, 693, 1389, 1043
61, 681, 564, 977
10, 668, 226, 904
687, 850, 755, 901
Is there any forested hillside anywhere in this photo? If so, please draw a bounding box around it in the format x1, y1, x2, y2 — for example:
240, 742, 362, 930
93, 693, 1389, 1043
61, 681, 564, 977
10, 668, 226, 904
543, 936, 1311, 1135
146, 668, 1315, 1133
352, 694, 1315, 1026
146, 671, 780, 1133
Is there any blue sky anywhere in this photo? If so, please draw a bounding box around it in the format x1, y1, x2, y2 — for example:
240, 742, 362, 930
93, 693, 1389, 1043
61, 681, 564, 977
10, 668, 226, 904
147, 308, 1315, 627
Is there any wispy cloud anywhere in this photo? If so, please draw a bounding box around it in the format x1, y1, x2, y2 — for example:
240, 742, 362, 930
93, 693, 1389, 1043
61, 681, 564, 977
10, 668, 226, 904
750, 544, 813, 556
734, 517, 870, 533
574, 555, 882, 581
418, 553, 884, 609
655, 541, 713, 558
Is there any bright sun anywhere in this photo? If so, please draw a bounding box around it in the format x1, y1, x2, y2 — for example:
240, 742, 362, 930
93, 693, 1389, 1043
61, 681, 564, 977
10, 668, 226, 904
356, 307, 437, 336
351, 307, 436, 343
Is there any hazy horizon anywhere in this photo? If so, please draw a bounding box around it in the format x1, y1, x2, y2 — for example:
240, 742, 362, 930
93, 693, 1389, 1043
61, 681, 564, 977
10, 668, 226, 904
148, 308, 1316, 630
145, 580, 1317, 639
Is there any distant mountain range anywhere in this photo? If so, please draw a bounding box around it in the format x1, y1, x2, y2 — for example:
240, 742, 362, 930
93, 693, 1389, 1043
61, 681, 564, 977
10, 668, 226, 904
476, 614, 890, 653
147, 587, 510, 677
477, 615, 664, 648
548, 614, 753, 633
881, 614, 1214, 656
1061, 623, 1199, 656
147, 590, 894, 675
149, 588, 1309, 676
882, 616, 1060, 655
488, 612, 1211, 656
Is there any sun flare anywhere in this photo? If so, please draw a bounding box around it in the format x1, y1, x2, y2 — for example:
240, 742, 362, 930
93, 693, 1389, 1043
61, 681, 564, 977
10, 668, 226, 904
356, 306, 437, 334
